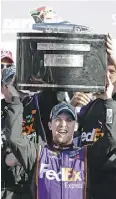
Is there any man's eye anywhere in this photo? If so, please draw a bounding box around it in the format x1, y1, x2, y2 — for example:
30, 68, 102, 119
109, 69, 116, 74
110, 71, 115, 74
55, 118, 60, 122
67, 119, 72, 122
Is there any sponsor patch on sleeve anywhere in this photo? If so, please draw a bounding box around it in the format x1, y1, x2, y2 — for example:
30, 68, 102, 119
106, 109, 112, 124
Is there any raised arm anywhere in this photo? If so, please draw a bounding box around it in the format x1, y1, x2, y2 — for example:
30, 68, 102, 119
88, 72, 116, 168
3, 85, 37, 172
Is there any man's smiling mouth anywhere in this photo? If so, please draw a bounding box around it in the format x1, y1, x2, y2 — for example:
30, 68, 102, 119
58, 129, 67, 135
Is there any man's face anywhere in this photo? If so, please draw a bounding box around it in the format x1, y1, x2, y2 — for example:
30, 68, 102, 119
1, 57, 13, 77
108, 64, 116, 93
48, 112, 78, 146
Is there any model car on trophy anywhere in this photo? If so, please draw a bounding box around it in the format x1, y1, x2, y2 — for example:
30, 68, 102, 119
16, 6, 107, 92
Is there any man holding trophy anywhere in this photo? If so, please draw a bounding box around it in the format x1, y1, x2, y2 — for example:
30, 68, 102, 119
1, 5, 116, 199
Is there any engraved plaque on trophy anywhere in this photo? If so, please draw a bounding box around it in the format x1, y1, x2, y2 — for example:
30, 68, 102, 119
16, 30, 107, 92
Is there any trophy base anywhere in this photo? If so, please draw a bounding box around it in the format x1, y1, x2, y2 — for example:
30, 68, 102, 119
17, 83, 105, 93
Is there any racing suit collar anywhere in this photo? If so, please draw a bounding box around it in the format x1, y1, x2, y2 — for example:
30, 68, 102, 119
51, 142, 74, 150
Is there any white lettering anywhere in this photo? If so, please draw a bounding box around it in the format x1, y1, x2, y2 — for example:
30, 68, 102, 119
112, 13, 116, 25
65, 182, 83, 189
2, 18, 32, 33
39, 163, 82, 182
81, 129, 96, 142
40, 163, 48, 178
46, 170, 61, 181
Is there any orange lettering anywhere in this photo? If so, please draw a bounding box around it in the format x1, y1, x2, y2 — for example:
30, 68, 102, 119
94, 128, 104, 141
32, 110, 36, 114
25, 124, 35, 134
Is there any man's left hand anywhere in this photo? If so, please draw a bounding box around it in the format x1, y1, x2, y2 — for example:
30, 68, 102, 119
103, 71, 114, 100
107, 33, 116, 67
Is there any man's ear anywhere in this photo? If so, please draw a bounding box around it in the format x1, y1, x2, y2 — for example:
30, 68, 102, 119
48, 121, 52, 130
74, 122, 78, 132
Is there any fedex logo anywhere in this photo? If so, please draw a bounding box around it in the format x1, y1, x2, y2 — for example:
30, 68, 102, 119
81, 128, 104, 142
40, 163, 82, 182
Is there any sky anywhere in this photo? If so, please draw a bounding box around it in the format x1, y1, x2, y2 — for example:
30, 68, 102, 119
1, 0, 116, 62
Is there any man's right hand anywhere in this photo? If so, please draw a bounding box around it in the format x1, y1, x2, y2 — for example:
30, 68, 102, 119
1, 84, 19, 103
70, 92, 92, 107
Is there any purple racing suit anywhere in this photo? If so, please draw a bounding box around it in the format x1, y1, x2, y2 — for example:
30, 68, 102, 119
37, 145, 87, 199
